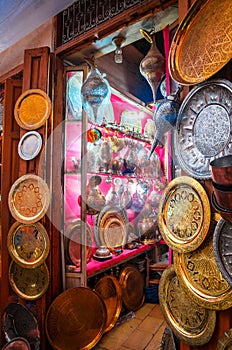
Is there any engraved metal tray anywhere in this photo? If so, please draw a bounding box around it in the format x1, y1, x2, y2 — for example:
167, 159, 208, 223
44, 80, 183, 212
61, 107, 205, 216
168, 0, 232, 85
159, 265, 216, 346
217, 328, 232, 350
213, 218, 232, 287
2, 337, 31, 350
18, 131, 42, 161
174, 79, 232, 179
158, 176, 211, 253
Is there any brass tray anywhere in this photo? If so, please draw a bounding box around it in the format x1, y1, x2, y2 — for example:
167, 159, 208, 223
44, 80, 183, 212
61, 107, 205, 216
7, 221, 50, 268
119, 265, 145, 311
2, 302, 40, 349
158, 176, 211, 252
159, 265, 216, 346
45, 287, 107, 350
8, 174, 50, 224
217, 328, 232, 350
168, 0, 232, 85
9, 261, 50, 301
18, 131, 42, 161
213, 218, 232, 287
2, 338, 31, 350
174, 79, 232, 179
94, 275, 122, 333
174, 216, 232, 310
14, 89, 51, 130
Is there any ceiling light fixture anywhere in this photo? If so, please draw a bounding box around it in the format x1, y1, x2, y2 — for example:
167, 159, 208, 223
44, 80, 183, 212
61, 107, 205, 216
112, 36, 125, 64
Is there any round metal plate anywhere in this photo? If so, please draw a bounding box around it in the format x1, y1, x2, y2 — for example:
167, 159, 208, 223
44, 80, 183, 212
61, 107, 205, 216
158, 176, 211, 252
8, 174, 50, 224
2, 337, 31, 350
119, 265, 145, 311
168, 0, 232, 85
9, 261, 50, 301
94, 275, 122, 333
14, 89, 51, 130
18, 131, 42, 160
7, 221, 50, 268
45, 287, 107, 350
2, 302, 40, 350
160, 326, 179, 350
99, 216, 127, 250
174, 79, 232, 179
213, 218, 232, 287
217, 328, 232, 350
159, 265, 216, 346
174, 216, 232, 310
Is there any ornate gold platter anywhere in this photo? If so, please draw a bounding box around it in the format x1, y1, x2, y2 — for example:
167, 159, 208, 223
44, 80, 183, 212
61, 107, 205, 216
2, 337, 31, 350
217, 328, 232, 350
119, 265, 145, 311
9, 261, 50, 300
174, 215, 232, 310
158, 176, 211, 252
14, 89, 51, 130
8, 174, 50, 224
45, 287, 107, 350
94, 275, 122, 333
168, 0, 232, 85
159, 265, 216, 346
7, 221, 50, 268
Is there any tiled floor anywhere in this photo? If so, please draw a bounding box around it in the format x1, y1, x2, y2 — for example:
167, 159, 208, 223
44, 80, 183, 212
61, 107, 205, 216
94, 303, 167, 350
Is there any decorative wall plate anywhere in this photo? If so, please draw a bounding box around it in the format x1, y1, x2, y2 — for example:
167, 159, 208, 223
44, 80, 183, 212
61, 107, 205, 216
9, 261, 50, 301
14, 89, 51, 130
158, 176, 211, 252
174, 217, 232, 310
159, 265, 216, 346
99, 216, 127, 250
2, 337, 31, 350
160, 326, 179, 350
2, 302, 40, 350
65, 220, 92, 266
8, 174, 50, 224
119, 265, 145, 311
45, 287, 107, 350
217, 328, 232, 350
213, 218, 232, 287
174, 79, 232, 179
168, 0, 232, 85
94, 275, 122, 333
7, 221, 50, 268
18, 131, 42, 160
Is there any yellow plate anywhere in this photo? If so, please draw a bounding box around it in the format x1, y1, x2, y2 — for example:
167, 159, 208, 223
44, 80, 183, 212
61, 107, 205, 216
158, 176, 211, 252
7, 221, 50, 268
159, 265, 216, 346
14, 89, 51, 130
168, 0, 232, 85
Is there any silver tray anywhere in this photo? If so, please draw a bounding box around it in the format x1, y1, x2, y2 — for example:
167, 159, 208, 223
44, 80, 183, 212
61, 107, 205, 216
18, 131, 42, 160
213, 218, 232, 287
174, 79, 232, 179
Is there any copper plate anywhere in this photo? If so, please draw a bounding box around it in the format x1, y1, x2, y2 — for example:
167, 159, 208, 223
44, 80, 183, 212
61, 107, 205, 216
9, 261, 50, 301
45, 287, 107, 350
8, 174, 50, 224
169, 0, 232, 85
213, 218, 232, 287
2, 337, 31, 350
65, 220, 92, 267
2, 302, 40, 350
217, 328, 232, 350
159, 265, 216, 346
174, 216, 232, 310
158, 176, 211, 252
14, 89, 51, 130
18, 131, 42, 160
174, 79, 232, 179
119, 265, 145, 311
94, 275, 122, 333
7, 221, 50, 268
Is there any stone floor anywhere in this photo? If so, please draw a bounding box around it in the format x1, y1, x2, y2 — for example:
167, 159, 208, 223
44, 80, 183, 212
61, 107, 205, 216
93, 303, 167, 350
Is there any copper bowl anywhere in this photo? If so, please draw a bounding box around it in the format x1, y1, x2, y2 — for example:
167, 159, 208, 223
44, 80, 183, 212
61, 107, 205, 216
210, 155, 232, 186
211, 192, 232, 224
213, 187, 232, 211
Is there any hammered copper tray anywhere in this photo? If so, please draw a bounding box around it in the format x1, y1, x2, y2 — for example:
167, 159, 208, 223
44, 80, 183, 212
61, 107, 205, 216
174, 216, 232, 310
158, 176, 211, 253
45, 287, 107, 350
119, 265, 145, 311
2, 337, 31, 350
14, 89, 51, 130
9, 261, 50, 301
94, 275, 122, 333
213, 218, 232, 287
217, 328, 232, 350
8, 174, 50, 224
159, 265, 216, 346
168, 0, 232, 85
174, 79, 232, 179
7, 221, 50, 268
